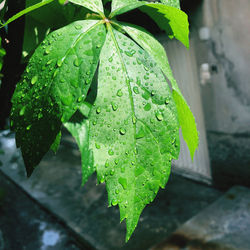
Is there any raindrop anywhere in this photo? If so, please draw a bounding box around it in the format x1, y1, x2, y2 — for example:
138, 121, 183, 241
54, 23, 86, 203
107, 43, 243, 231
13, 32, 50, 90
115, 189, 119, 194
95, 143, 101, 149
96, 107, 101, 114
31, 75, 38, 85
118, 177, 127, 190
133, 86, 139, 94
57, 59, 63, 67
151, 90, 156, 96
74, 58, 80, 67
75, 24, 82, 30
26, 125, 32, 130
132, 115, 137, 124
144, 103, 151, 111
105, 161, 109, 168
119, 128, 126, 135
19, 107, 26, 116
111, 102, 118, 111
156, 112, 163, 121
108, 149, 114, 156
108, 56, 113, 62
117, 89, 123, 97
110, 169, 115, 176
165, 98, 170, 105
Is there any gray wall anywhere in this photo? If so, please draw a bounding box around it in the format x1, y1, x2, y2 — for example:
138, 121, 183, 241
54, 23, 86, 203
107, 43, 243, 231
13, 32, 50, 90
192, 0, 250, 188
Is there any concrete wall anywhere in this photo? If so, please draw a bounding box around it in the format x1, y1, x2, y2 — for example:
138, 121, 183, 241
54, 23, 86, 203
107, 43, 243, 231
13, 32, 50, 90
193, 0, 250, 188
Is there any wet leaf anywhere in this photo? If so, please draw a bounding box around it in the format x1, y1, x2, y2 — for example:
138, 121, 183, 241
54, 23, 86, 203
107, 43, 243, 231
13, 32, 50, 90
122, 23, 199, 159
11, 20, 106, 176
88, 26, 180, 241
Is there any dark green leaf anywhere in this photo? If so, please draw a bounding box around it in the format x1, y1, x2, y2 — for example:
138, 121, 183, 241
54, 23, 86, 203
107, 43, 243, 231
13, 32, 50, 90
11, 20, 106, 176
88, 25, 180, 241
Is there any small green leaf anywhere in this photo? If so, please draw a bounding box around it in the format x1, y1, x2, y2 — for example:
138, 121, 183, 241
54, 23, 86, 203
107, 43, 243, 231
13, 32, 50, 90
121, 23, 199, 159
11, 20, 106, 176
68, 0, 104, 14
64, 111, 94, 185
88, 25, 180, 241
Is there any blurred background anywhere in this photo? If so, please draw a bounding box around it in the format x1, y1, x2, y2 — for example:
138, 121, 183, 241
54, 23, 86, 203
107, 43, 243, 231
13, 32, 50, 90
0, 0, 249, 249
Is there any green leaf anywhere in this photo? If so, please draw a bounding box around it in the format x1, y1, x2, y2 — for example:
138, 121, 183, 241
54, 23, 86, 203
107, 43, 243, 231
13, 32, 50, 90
64, 111, 94, 185
0, 0, 54, 28
141, 4, 189, 48
109, 2, 189, 48
121, 23, 199, 159
88, 25, 180, 241
160, 0, 180, 9
68, 0, 104, 14
11, 20, 106, 176
110, 0, 147, 17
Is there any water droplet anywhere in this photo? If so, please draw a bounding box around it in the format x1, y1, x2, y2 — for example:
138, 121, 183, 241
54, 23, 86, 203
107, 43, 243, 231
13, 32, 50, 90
125, 51, 133, 57
151, 90, 156, 96
46, 59, 53, 65
115, 189, 119, 194
19, 107, 26, 116
110, 169, 115, 176
133, 86, 139, 94
74, 58, 80, 67
92, 120, 97, 125
75, 24, 82, 30
26, 125, 32, 130
111, 102, 118, 111
117, 89, 123, 97
132, 115, 137, 124
136, 58, 142, 65
144, 103, 151, 111
45, 47, 50, 55
108, 149, 114, 156
136, 127, 145, 139
105, 161, 109, 168
118, 177, 127, 190
119, 128, 126, 135
156, 112, 163, 121
57, 59, 63, 67
108, 56, 113, 62
165, 98, 170, 105
95, 143, 101, 149
112, 76, 117, 80
96, 107, 101, 114
31, 75, 38, 85
112, 199, 118, 206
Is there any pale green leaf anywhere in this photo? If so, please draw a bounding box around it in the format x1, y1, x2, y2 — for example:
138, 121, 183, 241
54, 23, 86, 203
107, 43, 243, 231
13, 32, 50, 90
68, 0, 104, 14
11, 20, 106, 176
64, 111, 94, 185
121, 23, 199, 159
88, 25, 180, 241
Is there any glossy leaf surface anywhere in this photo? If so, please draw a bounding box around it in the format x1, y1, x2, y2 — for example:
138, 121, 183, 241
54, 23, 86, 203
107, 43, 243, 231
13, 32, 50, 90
122, 23, 199, 158
88, 26, 180, 241
68, 0, 104, 14
11, 20, 106, 176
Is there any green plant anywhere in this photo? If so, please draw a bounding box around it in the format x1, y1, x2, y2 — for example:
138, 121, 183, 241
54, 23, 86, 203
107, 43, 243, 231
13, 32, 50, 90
3, 0, 199, 241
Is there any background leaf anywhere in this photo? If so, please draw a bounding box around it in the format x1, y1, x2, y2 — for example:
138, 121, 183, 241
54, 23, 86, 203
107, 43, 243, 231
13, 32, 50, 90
88, 26, 180, 241
64, 111, 94, 185
121, 23, 199, 158
11, 20, 106, 176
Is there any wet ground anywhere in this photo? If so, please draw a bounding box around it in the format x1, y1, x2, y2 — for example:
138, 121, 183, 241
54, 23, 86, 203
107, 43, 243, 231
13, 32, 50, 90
0, 130, 223, 249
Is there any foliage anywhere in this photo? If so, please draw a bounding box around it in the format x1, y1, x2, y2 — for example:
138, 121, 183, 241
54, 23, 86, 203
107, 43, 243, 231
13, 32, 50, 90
4, 0, 199, 241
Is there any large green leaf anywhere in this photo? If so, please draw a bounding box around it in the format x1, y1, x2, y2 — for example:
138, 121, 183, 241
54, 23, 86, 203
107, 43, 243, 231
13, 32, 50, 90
64, 111, 94, 185
121, 23, 199, 159
88, 25, 180, 241
68, 0, 104, 14
11, 20, 106, 176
